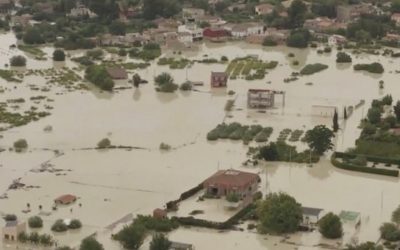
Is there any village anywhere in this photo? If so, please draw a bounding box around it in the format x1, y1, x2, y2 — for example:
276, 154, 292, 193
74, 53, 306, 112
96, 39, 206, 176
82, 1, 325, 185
1, 0, 400, 250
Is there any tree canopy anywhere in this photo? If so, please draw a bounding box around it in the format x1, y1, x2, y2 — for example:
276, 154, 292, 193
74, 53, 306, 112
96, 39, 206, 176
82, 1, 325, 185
304, 125, 334, 155
150, 234, 171, 250
80, 237, 104, 250
257, 192, 302, 234
318, 212, 343, 239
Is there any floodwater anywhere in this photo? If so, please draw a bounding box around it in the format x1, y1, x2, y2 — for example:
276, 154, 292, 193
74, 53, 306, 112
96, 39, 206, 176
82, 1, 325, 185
1, 29, 400, 249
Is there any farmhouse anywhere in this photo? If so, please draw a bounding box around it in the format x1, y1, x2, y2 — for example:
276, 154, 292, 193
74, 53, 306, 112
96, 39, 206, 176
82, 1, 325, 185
2, 221, 26, 241
203, 169, 260, 198
210, 72, 228, 87
247, 89, 275, 109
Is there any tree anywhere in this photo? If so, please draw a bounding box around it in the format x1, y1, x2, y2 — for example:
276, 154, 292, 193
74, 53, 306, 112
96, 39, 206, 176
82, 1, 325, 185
382, 94, 393, 105
3, 214, 17, 221
23, 27, 45, 44
133, 73, 141, 88
336, 52, 352, 63
68, 219, 82, 229
287, 0, 307, 28
154, 72, 178, 93
114, 223, 146, 250
80, 237, 104, 250
304, 125, 334, 155
344, 242, 383, 250
286, 29, 311, 48
333, 109, 339, 132
150, 234, 171, 250
311, 0, 336, 18
13, 139, 28, 150
392, 205, 400, 225
10, 55, 27, 67
367, 107, 381, 124
97, 138, 111, 148
143, 0, 181, 20
391, 0, 400, 13
28, 216, 43, 228
257, 192, 302, 234
394, 101, 400, 121
109, 21, 126, 35
51, 219, 68, 232
318, 212, 343, 239
344, 107, 348, 120
53, 49, 66, 61
259, 142, 279, 161
380, 223, 400, 241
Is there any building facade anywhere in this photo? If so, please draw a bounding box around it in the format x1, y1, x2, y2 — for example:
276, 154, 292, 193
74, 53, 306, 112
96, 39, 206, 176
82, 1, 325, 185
247, 89, 275, 108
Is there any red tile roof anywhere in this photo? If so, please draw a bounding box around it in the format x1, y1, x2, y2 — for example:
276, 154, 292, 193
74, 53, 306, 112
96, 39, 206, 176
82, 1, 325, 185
203, 169, 260, 189
54, 194, 77, 204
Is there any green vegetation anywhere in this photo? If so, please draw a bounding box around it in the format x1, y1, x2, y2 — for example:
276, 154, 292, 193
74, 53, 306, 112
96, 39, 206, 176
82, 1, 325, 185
262, 38, 278, 47
129, 43, 161, 61
18, 232, 53, 246
225, 57, 278, 80
68, 219, 82, 229
114, 215, 178, 250
97, 138, 111, 149
80, 237, 104, 250
150, 234, 171, 250
3, 214, 17, 221
53, 49, 66, 61
255, 141, 320, 163
0, 70, 23, 82
28, 216, 43, 228
10, 55, 27, 67
18, 45, 46, 60
154, 73, 178, 93
13, 139, 28, 151
344, 242, 383, 250
226, 193, 240, 203
51, 219, 68, 232
207, 123, 273, 143
286, 29, 311, 48
318, 213, 343, 239
336, 52, 352, 63
354, 63, 384, 74
300, 63, 328, 75
0, 104, 50, 130
304, 125, 334, 155
257, 193, 302, 234
85, 65, 114, 91
380, 223, 400, 242
157, 57, 191, 69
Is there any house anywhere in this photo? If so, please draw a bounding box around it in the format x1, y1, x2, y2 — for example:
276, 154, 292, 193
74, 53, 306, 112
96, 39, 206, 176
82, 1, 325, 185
69, 3, 97, 18
203, 169, 260, 198
203, 27, 230, 41
247, 89, 275, 108
392, 13, 400, 26
178, 22, 203, 41
302, 207, 323, 225
303, 17, 345, 33
54, 194, 77, 205
328, 34, 347, 46
0, 0, 12, 12
153, 208, 167, 219
226, 23, 264, 38
183, 7, 205, 20
255, 3, 274, 15
106, 67, 128, 80
210, 72, 228, 87
2, 221, 26, 241
170, 241, 194, 250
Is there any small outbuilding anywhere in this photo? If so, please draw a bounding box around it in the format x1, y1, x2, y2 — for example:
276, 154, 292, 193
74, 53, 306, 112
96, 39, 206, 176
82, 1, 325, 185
203, 169, 260, 198
247, 89, 275, 109
2, 221, 26, 241
153, 208, 167, 219
210, 72, 228, 88
54, 194, 77, 205
302, 206, 323, 225
170, 241, 194, 250
106, 67, 128, 80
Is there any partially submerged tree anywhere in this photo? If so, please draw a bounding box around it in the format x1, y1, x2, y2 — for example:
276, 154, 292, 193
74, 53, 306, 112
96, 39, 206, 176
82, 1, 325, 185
304, 125, 334, 155
318, 212, 343, 239
150, 234, 171, 250
257, 192, 302, 234
97, 138, 111, 149
53, 49, 66, 61
332, 109, 339, 132
80, 237, 104, 250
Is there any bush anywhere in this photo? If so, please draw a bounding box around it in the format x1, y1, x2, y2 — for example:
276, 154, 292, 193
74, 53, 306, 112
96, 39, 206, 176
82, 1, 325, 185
53, 49, 66, 61
349, 156, 367, 167
354, 63, 384, 74
97, 138, 111, 148
10, 55, 26, 67
226, 193, 240, 203
3, 214, 17, 221
318, 212, 343, 239
13, 139, 28, 150
179, 82, 192, 91
85, 65, 114, 91
51, 219, 68, 232
68, 219, 82, 229
80, 237, 104, 250
28, 216, 43, 228
286, 29, 311, 48
263, 38, 278, 46
150, 234, 171, 250
336, 52, 352, 63
300, 63, 328, 75
380, 223, 400, 241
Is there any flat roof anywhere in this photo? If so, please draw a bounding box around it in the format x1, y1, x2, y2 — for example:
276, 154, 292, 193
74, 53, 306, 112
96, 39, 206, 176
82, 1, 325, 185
302, 207, 323, 216
339, 210, 360, 222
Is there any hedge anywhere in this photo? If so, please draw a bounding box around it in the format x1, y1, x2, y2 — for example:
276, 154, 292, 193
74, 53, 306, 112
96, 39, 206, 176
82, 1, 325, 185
335, 152, 400, 165
173, 203, 256, 230
331, 153, 399, 177
166, 183, 203, 210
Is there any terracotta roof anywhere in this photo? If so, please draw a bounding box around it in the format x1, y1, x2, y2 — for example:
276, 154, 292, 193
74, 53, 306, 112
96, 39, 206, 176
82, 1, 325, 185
203, 169, 260, 189
55, 194, 76, 204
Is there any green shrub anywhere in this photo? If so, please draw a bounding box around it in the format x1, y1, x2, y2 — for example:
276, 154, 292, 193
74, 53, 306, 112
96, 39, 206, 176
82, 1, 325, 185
85, 65, 114, 91
10, 55, 26, 67
354, 63, 384, 74
53, 49, 66, 61
13, 139, 28, 150
68, 219, 82, 229
51, 219, 68, 232
28, 216, 43, 228
300, 63, 328, 75
97, 138, 111, 148
336, 52, 352, 63
380, 223, 400, 241
318, 213, 343, 239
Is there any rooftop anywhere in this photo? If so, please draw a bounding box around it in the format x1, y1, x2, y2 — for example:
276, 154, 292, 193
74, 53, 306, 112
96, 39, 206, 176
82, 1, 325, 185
302, 207, 323, 216
203, 169, 260, 188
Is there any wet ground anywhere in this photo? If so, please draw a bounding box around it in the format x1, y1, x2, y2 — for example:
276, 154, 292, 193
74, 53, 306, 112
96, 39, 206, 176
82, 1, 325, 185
1, 30, 400, 249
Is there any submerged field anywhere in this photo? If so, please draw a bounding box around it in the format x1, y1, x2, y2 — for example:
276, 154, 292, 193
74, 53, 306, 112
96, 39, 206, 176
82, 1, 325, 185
1, 30, 400, 249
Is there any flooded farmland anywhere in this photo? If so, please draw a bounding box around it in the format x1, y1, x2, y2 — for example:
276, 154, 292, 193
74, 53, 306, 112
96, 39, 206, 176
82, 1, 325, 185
1, 29, 400, 249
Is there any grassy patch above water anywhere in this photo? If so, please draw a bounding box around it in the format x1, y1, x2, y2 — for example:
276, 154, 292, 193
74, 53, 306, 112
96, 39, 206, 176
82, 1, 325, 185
18, 45, 46, 60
